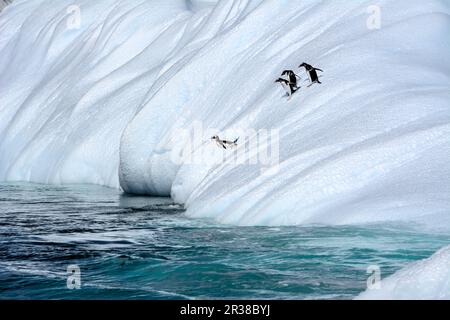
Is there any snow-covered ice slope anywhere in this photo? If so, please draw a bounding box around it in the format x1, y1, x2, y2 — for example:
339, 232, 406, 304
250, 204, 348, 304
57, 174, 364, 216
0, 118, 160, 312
1, 0, 449, 226
357, 245, 450, 300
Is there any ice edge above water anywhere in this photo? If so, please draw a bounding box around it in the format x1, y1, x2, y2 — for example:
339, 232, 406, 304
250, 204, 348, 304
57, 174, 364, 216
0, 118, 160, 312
357, 245, 450, 300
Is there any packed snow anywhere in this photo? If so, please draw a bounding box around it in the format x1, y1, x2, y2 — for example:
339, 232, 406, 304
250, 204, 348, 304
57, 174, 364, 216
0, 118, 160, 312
357, 245, 450, 300
0, 0, 449, 227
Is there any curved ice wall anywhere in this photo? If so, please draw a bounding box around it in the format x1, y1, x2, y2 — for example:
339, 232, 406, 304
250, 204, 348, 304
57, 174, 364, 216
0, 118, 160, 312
0, 0, 449, 226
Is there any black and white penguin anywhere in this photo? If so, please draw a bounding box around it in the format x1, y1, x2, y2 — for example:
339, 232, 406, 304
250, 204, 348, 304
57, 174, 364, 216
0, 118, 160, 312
299, 62, 323, 87
275, 77, 298, 100
211, 135, 239, 150
281, 70, 301, 90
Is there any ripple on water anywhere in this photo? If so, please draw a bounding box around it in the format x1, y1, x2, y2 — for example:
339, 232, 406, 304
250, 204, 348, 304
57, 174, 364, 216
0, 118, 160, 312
0, 183, 449, 299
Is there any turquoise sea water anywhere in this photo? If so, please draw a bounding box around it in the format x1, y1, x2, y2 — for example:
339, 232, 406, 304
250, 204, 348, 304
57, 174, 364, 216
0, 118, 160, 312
0, 183, 449, 300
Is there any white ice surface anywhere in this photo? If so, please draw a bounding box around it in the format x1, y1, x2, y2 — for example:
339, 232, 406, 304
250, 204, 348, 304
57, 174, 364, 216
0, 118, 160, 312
0, 0, 449, 226
357, 245, 450, 300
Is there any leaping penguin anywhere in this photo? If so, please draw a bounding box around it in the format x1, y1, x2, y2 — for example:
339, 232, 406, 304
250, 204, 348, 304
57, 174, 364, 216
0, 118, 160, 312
299, 62, 323, 87
211, 135, 239, 150
281, 70, 301, 90
275, 77, 299, 101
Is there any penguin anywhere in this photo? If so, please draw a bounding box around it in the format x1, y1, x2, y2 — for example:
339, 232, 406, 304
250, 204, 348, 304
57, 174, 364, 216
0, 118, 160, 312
299, 63, 323, 87
281, 70, 301, 91
211, 135, 239, 150
275, 77, 298, 100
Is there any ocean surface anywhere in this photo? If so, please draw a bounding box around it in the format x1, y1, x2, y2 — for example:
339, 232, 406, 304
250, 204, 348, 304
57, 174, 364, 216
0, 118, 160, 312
0, 182, 448, 300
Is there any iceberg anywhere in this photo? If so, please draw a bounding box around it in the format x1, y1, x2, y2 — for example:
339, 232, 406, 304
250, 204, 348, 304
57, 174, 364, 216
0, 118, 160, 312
357, 245, 450, 300
0, 0, 449, 226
